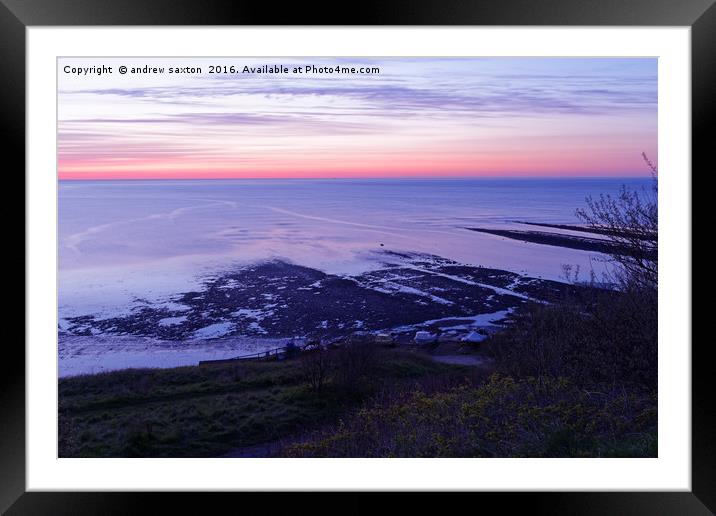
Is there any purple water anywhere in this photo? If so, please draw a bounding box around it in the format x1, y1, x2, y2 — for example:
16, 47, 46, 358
59, 177, 650, 316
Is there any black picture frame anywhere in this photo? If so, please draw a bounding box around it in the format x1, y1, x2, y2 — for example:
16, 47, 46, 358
3, 0, 710, 513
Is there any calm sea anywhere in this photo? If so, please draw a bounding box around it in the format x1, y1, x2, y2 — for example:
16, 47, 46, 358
58, 177, 652, 318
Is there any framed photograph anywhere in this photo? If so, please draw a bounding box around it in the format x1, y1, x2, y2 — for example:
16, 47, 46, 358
5, 0, 710, 512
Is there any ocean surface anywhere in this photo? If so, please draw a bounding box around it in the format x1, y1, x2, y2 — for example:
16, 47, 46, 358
59, 177, 650, 317
58, 177, 651, 375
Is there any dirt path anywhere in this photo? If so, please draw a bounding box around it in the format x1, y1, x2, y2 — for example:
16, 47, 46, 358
221, 441, 281, 458
429, 354, 488, 366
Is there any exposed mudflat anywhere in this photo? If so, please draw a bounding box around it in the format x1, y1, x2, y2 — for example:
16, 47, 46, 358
514, 221, 657, 241
465, 227, 647, 256
61, 251, 578, 342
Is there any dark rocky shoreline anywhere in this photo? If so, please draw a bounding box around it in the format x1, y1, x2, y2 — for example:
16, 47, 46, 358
62, 251, 583, 342
466, 227, 643, 256
513, 221, 657, 241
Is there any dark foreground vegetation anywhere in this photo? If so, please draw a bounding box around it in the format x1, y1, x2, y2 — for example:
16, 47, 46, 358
59, 161, 658, 458
283, 289, 656, 457
59, 347, 467, 457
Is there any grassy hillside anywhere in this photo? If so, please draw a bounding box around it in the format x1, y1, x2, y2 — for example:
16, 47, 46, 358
59, 347, 465, 457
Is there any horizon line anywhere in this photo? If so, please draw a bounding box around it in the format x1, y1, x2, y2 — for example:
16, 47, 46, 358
58, 173, 654, 182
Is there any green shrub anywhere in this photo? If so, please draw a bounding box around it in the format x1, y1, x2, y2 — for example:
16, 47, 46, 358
283, 373, 656, 458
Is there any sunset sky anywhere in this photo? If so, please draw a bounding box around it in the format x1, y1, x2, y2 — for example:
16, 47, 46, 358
57, 57, 657, 180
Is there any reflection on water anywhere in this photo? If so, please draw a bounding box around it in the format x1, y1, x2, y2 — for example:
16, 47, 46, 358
59, 178, 650, 318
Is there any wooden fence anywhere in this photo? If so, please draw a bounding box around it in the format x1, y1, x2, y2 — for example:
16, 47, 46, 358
198, 344, 298, 366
